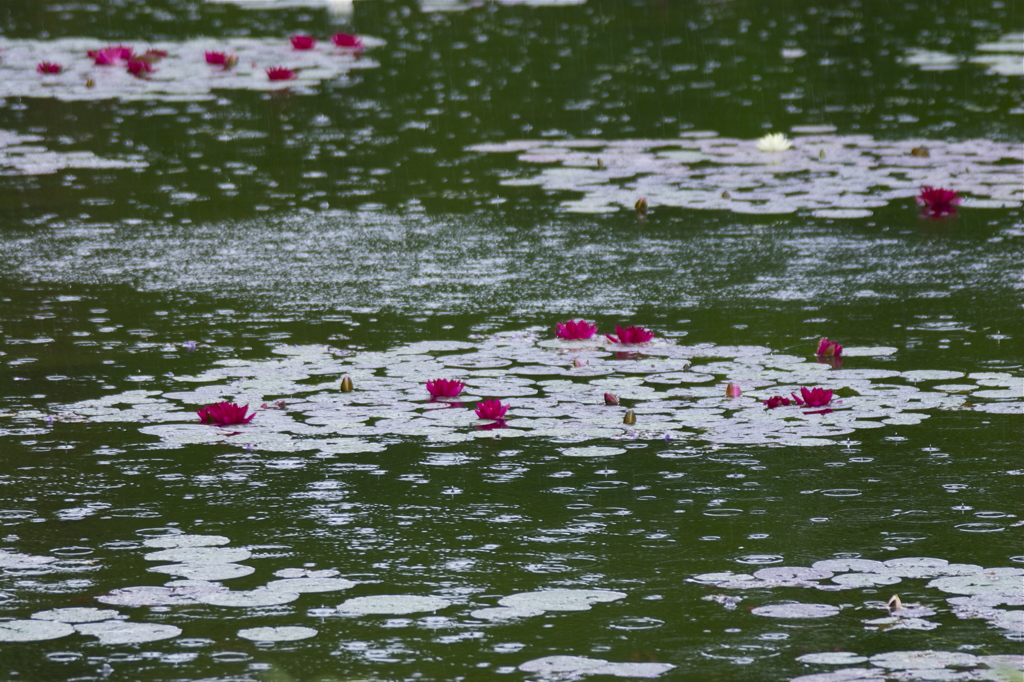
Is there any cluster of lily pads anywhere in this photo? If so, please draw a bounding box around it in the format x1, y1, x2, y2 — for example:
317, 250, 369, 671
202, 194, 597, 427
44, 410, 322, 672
469, 129, 1021, 218
0, 35, 381, 101
693, 557, 1024, 681
1, 531, 669, 678
30, 325, 1019, 454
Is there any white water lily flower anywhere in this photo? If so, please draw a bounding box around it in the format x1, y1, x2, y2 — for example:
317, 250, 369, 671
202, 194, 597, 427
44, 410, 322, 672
756, 132, 794, 152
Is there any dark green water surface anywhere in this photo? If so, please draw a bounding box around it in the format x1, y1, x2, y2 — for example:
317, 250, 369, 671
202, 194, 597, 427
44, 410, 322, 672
0, 0, 1021, 680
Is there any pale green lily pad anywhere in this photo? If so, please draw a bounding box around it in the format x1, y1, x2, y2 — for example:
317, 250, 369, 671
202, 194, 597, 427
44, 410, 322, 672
237, 626, 318, 642
142, 534, 231, 549
797, 652, 869, 665
336, 595, 449, 615
264, 578, 356, 593
98, 583, 229, 606
519, 655, 675, 679
32, 607, 122, 624
751, 603, 840, 619
869, 650, 979, 670
0, 619, 75, 642
498, 589, 626, 612
144, 547, 251, 564
148, 563, 256, 581
75, 620, 181, 645
197, 588, 300, 607
559, 446, 626, 457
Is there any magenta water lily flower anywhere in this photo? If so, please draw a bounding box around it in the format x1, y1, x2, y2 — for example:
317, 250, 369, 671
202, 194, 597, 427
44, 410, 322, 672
763, 395, 791, 409
37, 62, 63, 74
205, 51, 228, 64
291, 35, 317, 50
605, 325, 654, 344
917, 186, 961, 217
126, 59, 153, 77
791, 387, 833, 407
556, 319, 597, 340
816, 337, 843, 357
725, 382, 742, 398
426, 378, 465, 398
197, 402, 255, 426
475, 399, 509, 420
266, 66, 296, 81
604, 393, 619, 406
89, 45, 133, 65
332, 33, 364, 51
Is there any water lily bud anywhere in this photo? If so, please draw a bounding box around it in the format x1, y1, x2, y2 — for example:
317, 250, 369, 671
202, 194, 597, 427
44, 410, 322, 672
224, 54, 239, 68
818, 149, 825, 159
721, 190, 731, 199
910, 147, 930, 158
85, 78, 95, 88
573, 358, 588, 367
725, 382, 742, 398
887, 594, 902, 612
604, 393, 619, 406
596, 157, 604, 169
340, 376, 353, 392
623, 409, 636, 425
634, 197, 648, 216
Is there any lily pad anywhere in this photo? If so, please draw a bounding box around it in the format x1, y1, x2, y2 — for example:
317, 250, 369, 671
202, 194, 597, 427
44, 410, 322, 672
335, 595, 449, 616
0, 619, 75, 642
197, 588, 300, 607
519, 655, 675, 679
31, 607, 123, 624
75, 620, 182, 645
237, 625, 318, 642
498, 588, 627, 612
751, 603, 841, 619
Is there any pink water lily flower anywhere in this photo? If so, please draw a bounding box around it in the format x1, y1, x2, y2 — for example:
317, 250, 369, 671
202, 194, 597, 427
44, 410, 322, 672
205, 51, 228, 64
791, 387, 833, 408
37, 62, 63, 74
763, 395, 791, 409
88, 48, 122, 65
197, 402, 255, 426
475, 399, 509, 421
725, 382, 742, 398
426, 378, 465, 398
556, 319, 597, 340
126, 59, 153, 77
604, 393, 619, 406
291, 35, 317, 50
332, 33, 364, 51
266, 66, 296, 81
917, 186, 961, 217
605, 325, 654, 344
816, 337, 843, 357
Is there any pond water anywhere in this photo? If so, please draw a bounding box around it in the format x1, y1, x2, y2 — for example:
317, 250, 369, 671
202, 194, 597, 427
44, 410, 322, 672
0, 0, 1021, 680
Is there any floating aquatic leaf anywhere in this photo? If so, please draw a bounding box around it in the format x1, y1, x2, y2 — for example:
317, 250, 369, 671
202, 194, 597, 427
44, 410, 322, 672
97, 583, 229, 607
831, 573, 901, 588
148, 563, 256, 581
237, 626, 318, 642
498, 588, 626, 612
469, 606, 546, 621
796, 652, 869, 665
264, 578, 356, 593
336, 595, 449, 615
789, 669, 884, 681
868, 650, 979, 670
75, 620, 181, 645
812, 559, 887, 574
519, 655, 674, 679
142, 534, 231, 549
559, 446, 626, 457
0, 619, 75, 642
751, 603, 841, 619
753, 567, 834, 582
31, 607, 122, 624
144, 547, 251, 564
197, 588, 300, 607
